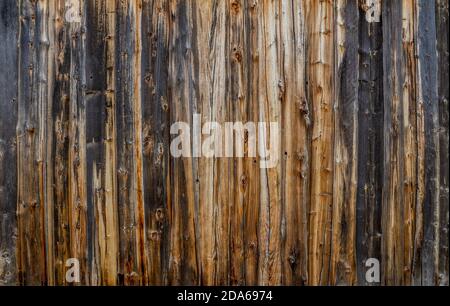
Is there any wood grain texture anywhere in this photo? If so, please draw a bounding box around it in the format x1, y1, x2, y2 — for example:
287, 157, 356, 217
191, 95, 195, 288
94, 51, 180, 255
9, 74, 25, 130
0, 0, 19, 286
0, 0, 448, 286
356, 0, 384, 285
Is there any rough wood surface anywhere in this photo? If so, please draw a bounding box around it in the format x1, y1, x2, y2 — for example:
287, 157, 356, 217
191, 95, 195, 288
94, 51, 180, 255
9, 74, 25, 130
0, 0, 448, 286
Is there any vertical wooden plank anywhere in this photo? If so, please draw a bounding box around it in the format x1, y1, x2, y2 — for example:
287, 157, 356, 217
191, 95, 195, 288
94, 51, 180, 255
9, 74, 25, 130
49, 0, 89, 285
378, 0, 422, 286
84, 0, 119, 285
356, 0, 384, 286
84, 0, 106, 285
330, 0, 359, 286
167, 0, 199, 285
291, 0, 310, 286
192, 0, 228, 286
141, 0, 170, 286
435, 0, 449, 287
211, 0, 230, 286
229, 0, 244, 286
103, 0, 119, 285
376, 0, 419, 286
116, 0, 138, 285
0, 0, 19, 286
381, 0, 405, 285
413, 4, 426, 283
280, 0, 306, 285
416, 0, 440, 286
44, 0, 56, 286
306, 0, 335, 286
37, 0, 51, 285
400, 0, 418, 285
257, 0, 283, 286
256, 0, 270, 285
68, 0, 88, 285
191, 0, 212, 286
243, 0, 261, 286
16, 0, 49, 285
131, 0, 148, 285
52, 0, 71, 285
116, 0, 148, 285
84, 0, 104, 285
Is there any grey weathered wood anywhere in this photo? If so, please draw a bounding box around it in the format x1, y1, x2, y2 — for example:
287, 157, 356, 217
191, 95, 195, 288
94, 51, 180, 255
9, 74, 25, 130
417, 0, 440, 286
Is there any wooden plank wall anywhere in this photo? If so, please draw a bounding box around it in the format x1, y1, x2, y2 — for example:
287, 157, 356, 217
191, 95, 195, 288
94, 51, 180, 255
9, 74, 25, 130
0, 0, 448, 286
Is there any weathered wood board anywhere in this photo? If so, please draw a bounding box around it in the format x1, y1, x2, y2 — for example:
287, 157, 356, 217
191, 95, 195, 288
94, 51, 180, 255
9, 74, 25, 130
0, 0, 448, 286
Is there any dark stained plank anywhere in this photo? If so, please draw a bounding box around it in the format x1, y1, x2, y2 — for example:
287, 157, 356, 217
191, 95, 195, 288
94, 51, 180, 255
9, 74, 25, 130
356, 0, 384, 286
0, 0, 447, 286
0, 0, 19, 286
